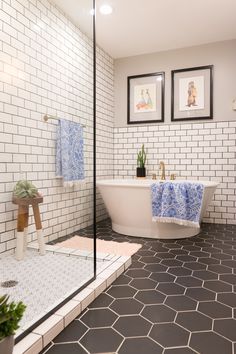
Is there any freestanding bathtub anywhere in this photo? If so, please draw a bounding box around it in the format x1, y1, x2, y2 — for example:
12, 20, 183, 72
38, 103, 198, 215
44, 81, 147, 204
97, 179, 220, 239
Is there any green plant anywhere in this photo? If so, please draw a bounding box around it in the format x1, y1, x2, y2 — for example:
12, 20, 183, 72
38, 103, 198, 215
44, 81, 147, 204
137, 144, 147, 168
13, 180, 38, 199
0, 295, 26, 341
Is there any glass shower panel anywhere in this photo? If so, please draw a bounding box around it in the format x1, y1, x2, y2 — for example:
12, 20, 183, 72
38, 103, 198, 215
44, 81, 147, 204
0, 0, 96, 341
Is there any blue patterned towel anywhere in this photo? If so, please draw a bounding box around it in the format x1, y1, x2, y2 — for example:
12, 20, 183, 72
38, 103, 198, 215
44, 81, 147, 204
151, 182, 204, 228
56, 119, 84, 186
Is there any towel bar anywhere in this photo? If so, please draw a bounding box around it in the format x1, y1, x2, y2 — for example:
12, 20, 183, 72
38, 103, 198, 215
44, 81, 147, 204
43, 114, 86, 127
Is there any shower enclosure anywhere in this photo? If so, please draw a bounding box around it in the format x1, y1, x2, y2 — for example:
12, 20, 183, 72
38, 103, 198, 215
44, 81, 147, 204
0, 0, 97, 342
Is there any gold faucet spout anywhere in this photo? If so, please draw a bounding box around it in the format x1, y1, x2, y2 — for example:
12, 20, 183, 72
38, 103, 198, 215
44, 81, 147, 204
159, 161, 166, 180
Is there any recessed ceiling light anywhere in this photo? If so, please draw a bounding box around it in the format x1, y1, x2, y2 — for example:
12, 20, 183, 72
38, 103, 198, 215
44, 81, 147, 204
99, 4, 113, 15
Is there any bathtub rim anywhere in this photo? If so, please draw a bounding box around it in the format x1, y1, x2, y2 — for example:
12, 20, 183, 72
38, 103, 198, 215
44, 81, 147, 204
97, 178, 220, 189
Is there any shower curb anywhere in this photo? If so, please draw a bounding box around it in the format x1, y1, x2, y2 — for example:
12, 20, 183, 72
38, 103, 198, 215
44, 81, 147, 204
13, 255, 132, 354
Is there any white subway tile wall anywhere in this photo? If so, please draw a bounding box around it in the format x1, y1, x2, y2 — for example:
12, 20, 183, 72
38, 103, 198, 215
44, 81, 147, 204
114, 121, 236, 225
0, 0, 114, 254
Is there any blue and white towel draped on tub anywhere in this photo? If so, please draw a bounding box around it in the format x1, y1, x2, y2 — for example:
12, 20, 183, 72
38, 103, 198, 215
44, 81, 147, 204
151, 182, 204, 228
56, 119, 84, 187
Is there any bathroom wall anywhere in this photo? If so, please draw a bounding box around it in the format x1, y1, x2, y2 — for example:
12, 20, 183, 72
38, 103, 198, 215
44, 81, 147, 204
115, 39, 236, 126
114, 121, 236, 224
114, 40, 236, 224
0, 0, 114, 254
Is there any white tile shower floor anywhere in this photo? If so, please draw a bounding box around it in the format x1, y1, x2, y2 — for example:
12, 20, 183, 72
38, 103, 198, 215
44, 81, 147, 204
0, 249, 106, 334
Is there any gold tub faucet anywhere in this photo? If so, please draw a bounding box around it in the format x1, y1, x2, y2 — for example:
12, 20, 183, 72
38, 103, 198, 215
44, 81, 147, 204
159, 161, 166, 180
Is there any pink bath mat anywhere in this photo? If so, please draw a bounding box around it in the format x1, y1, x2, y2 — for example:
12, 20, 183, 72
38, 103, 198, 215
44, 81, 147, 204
58, 236, 142, 256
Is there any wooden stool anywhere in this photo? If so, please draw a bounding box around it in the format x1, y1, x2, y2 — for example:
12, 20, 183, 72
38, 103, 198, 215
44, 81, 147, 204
13, 196, 45, 261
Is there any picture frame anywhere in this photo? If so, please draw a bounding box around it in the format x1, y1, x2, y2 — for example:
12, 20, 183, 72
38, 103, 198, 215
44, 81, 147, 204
171, 65, 213, 121
127, 72, 165, 124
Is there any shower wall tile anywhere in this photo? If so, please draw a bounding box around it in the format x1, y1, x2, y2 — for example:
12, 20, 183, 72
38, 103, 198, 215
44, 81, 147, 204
114, 121, 236, 225
0, 0, 114, 254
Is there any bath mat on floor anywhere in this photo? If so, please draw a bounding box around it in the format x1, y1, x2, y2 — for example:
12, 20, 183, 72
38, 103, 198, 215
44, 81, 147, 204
58, 236, 142, 256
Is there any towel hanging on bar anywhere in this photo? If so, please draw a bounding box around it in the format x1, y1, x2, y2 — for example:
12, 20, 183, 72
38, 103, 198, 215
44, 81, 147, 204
56, 119, 85, 187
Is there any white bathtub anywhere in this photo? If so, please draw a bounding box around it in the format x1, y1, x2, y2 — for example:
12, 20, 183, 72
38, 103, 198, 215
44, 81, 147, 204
97, 179, 219, 239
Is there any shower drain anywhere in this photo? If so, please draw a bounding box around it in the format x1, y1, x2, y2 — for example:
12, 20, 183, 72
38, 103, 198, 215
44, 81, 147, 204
1, 280, 18, 288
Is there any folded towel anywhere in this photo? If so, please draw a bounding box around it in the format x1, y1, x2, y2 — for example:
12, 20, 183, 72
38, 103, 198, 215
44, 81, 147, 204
56, 119, 84, 186
151, 182, 204, 228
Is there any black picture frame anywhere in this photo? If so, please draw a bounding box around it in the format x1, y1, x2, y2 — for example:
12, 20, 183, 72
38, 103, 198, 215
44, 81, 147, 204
171, 65, 213, 121
127, 72, 165, 125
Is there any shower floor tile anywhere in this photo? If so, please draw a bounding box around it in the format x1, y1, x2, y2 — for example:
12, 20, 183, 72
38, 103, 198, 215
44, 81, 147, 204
41, 219, 236, 354
0, 249, 105, 331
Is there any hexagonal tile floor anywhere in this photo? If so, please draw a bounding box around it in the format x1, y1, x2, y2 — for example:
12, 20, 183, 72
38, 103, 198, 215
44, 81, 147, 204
41, 219, 236, 354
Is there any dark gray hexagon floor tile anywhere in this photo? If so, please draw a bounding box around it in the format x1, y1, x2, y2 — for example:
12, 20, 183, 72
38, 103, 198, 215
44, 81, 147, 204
137, 249, 156, 256
189, 251, 210, 257
88, 293, 114, 308
135, 289, 166, 304
175, 276, 203, 287
222, 260, 236, 268
168, 249, 188, 255
198, 257, 220, 265
219, 274, 236, 284
184, 262, 207, 271
144, 263, 167, 272
129, 260, 145, 269
54, 321, 87, 343
193, 270, 218, 280
110, 298, 143, 315
181, 245, 200, 251
150, 272, 176, 283
119, 337, 163, 354
214, 318, 236, 341
130, 278, 156, 290
141, 304, 176, 323
186, 287, 215, 301
163, 243, 182, 249
44, 343, 87, 354
203, 280, 232, 293
208, 264, 232, 274
141, 256, 161, 263
80, 328, 123, 353
164, 348, 196, 354
106, 285, 137, 298
161, 259, 183, 267
217, 292, 236, 307
150, 245, 169, 252
211, 253, 232, 260
157, 283, 185, 295
190, 331, 232, 354
165, 295, 197, 311
125, 269, 151, 278
176, 311, 212, 331
176, 255, 197, 262
114, 315, 151, 337
156, 252, 176, 259
112, 274, 132, 285
150, 323, 189, 347
80, 308, 117, 328
223, 248, 236, 256
168, 267, 192, 276
198, 301, 232, 319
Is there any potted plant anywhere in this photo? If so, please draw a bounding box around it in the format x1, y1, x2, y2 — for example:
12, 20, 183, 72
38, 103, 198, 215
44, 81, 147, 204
137, 144, 147, 177
13, 180, 39, 199
0, 295, 26, 354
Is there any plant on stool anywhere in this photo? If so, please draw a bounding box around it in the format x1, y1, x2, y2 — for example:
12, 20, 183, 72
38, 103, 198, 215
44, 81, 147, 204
13, 180, 38, 199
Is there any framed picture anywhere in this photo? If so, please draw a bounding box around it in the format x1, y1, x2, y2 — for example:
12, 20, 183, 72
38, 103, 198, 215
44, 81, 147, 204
171, 65, 213, 121
127, 72, 165, 124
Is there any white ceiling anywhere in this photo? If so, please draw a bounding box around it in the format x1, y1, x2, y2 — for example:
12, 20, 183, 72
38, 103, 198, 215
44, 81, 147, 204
52, 0, 236, 58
